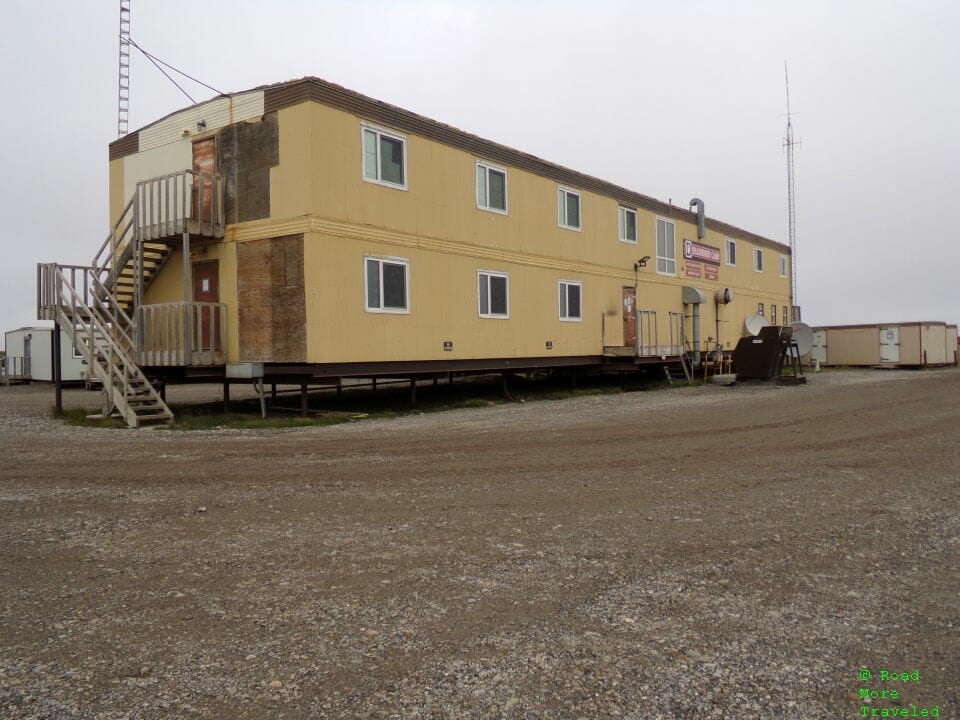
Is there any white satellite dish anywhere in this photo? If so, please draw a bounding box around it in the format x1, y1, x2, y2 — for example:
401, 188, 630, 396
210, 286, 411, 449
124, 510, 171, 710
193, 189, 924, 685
744, 313, 769, 337
790, 322, 815, 356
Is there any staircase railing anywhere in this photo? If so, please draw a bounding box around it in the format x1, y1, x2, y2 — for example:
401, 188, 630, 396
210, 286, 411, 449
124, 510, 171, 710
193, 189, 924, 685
137, 301, 226, 366
92, 195, 137, 293
137, 170, 224, 241
37, 262, 171, 427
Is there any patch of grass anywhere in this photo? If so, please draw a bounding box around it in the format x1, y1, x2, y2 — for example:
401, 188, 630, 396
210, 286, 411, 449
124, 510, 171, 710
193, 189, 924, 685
56, 407, 127, 429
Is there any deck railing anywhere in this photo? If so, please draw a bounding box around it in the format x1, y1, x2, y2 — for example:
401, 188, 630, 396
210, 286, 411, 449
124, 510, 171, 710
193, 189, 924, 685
136, 302, 226, 366
1, 356, 26, 384
137, 170, 224, 241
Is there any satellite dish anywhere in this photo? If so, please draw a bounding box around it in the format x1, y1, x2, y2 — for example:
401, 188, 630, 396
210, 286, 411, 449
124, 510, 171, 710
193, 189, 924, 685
790, 322, 815, 356
744, 313, 769, 336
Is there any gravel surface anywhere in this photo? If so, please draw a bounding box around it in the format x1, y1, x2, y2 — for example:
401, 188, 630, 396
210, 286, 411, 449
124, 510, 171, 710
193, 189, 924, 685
0, 369, 958, 719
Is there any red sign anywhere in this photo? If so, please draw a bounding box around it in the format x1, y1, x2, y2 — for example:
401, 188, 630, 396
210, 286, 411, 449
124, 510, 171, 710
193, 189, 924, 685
705, 264, 718, 281
685, 261, 702, 278
683, 240, 721, 265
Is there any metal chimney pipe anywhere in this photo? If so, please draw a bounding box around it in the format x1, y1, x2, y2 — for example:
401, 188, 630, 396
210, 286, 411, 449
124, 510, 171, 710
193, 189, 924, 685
689, 198, 705, 239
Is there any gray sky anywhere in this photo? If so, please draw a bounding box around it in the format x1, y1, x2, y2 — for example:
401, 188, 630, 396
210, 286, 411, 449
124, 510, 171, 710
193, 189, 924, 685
2, 0, 958, 346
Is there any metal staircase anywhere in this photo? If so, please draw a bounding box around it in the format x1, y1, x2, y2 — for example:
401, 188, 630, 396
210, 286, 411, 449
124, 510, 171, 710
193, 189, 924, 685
38, 169, 225, 428
38, 263, 173, 427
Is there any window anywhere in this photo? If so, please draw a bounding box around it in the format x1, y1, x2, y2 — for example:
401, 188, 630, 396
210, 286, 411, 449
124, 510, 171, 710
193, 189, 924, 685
758, 302, 765, 318
619, 207, 637, 243
725, 238, 736, 266
779, 254, 788, 277
478, 271, 509, 318
782, 306, 788, 325
557, 187, 581, 230
656, 218, 676, 275
365, 257, 409, 313
753, 247, 764, 272
559, 280, 582, 321
362, 124, 406, 189
476, 161, 507, 213
771, 304, 777, 325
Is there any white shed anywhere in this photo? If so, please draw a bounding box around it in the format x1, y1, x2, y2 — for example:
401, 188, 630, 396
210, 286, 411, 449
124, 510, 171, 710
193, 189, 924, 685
3, 327, 91, 384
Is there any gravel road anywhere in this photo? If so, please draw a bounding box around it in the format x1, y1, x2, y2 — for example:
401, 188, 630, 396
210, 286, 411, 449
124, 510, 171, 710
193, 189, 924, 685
1, 369, 957, 719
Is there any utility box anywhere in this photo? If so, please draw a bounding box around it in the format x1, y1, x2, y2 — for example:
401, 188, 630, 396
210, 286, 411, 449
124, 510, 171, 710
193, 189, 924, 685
226, 362, 264, 379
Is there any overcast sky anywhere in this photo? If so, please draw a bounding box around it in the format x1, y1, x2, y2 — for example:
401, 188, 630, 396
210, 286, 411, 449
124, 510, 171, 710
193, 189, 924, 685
1, 0, 958, 345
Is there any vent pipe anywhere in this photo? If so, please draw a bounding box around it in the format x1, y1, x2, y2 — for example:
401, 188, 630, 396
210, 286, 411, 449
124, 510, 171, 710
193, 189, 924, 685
689, 198, 705, 239
682, 287, 706, 368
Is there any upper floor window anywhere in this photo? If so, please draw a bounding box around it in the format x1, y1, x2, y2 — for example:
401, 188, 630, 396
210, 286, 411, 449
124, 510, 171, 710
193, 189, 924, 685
365, 256, 409, 313
753, 247, 764, 272
557, 187, 581, 231
478, 270, 509, 319
656, 218, 676, 275
559, 280, 582, 321
725, 238, 736, 266
779, 254, 788, 278
782, 305, 788, 325
771, 304, 778, 325
362, 124, 407, 189
476, 161, 507, 213
758, 302, 765, 318
619, 206, 637, 243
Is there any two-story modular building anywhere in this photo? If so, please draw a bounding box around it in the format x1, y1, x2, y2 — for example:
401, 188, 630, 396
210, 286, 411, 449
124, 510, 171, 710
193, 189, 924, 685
39, 76, 793, 426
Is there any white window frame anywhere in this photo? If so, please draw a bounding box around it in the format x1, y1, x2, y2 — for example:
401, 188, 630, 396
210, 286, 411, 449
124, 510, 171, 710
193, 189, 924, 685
725, 238, 736, 266
476, 161, 508, 215
618, 206, 637, 244
361, 123, 408, 190
557, 186, 582, 232
364, 256, 410, 314
655, 217, 676, 276
477, 270, 509, 319
753, 247, 764, 273
779, 254, 788, 278
782, 305, 788, 325
558, 280, 583, 322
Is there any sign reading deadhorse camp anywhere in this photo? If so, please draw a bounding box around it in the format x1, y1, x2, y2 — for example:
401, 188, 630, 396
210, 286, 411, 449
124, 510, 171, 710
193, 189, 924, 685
683, 240, 721, 266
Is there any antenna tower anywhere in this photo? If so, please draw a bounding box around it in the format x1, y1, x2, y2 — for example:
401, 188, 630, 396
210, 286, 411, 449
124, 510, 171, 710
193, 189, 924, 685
118, 0, 131, 137
784, 62, 800, 318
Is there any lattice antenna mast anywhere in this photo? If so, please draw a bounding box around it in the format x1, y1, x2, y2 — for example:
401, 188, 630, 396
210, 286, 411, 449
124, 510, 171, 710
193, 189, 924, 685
784, 61, 800, 315
118, 0, 131, 137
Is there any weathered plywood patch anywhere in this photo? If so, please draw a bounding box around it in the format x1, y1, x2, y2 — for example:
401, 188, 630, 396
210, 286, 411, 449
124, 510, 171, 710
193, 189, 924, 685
218, 112, 279, 224
237, 234, 305, 361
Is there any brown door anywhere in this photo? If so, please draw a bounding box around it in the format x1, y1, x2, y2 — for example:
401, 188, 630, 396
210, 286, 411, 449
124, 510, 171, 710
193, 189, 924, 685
192, 138, 216, 224
622, 286, 637, 347
193, 260, 220, 351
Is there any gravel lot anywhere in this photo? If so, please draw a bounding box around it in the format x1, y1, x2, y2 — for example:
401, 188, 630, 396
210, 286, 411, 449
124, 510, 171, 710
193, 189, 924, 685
1, 369, 958, 719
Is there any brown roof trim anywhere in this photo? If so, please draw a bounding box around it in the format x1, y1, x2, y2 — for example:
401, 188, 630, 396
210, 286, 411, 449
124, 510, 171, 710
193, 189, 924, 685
814, 322, 950, 330
109, 131, 139, 161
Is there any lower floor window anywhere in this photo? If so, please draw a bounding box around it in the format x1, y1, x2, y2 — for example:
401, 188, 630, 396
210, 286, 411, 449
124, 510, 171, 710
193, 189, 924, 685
365, 257, 409, 312
559, 280, 582, 321
478, 271, 509, 318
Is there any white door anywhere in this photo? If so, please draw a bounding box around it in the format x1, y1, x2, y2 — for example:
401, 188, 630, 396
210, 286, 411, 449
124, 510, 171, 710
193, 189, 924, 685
810, 330, 828, 364
879, 326, 900, 363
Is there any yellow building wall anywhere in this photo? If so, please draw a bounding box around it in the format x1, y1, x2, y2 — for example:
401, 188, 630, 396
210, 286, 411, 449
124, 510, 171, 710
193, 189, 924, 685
126, 98, 792, 365
272, 101, 791, 363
